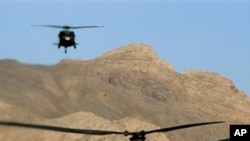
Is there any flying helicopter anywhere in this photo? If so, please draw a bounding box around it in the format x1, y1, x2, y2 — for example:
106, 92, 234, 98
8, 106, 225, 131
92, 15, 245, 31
0, 120, 229, 141
35, 25, 104, 53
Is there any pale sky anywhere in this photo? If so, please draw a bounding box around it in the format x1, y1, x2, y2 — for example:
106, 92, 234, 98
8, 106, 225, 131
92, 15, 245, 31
0, 1, 249, 95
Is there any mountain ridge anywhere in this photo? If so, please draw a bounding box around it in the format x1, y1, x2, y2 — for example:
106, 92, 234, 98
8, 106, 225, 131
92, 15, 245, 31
0, 43, 250, 141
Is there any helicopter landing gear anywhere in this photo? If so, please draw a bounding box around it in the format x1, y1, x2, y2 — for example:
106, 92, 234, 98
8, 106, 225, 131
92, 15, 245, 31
74, 45, 76, 49
64, 48, 67, 54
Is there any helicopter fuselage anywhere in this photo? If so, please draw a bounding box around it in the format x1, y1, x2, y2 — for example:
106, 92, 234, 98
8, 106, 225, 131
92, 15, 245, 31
58, 30, 77, 48
56, 30, 77, 53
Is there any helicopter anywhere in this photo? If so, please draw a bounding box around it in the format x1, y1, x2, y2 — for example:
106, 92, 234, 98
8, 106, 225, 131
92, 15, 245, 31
0, 120, 229, 141
35, 25, 104, 53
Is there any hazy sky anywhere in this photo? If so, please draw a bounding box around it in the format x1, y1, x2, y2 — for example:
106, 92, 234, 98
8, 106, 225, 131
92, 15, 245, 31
0, 1, 249, 95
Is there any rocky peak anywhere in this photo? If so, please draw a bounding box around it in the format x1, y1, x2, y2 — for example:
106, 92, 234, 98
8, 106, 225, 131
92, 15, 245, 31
98, 43, 175, 71
101, 44, 158, 60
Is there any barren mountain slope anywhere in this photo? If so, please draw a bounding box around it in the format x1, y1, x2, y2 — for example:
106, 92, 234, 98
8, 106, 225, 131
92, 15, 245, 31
0, 44, 250, 141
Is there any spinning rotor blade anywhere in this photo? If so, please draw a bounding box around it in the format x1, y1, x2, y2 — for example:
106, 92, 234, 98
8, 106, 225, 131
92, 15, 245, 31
33, 25, 66, 28
0, 121, 225, 137
33, 25, 104, 29
0, 121, 123, 135
70, 26, 104, 29
217, 139, 230, 141
144, 121, 224, 135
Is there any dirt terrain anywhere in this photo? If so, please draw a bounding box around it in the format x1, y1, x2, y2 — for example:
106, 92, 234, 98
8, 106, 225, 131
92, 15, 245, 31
0, 44, 250, 141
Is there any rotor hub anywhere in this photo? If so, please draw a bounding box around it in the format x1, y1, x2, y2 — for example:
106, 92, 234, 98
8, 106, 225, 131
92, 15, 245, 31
124, 130, 146, 141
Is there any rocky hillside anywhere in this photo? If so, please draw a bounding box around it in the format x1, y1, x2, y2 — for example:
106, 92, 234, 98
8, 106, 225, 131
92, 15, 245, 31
0, 44, 250, 141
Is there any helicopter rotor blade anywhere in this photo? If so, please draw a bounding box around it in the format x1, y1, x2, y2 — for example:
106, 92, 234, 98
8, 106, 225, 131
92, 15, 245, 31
144, 121, 224, 135
217, 139, 230, 141
0, 121, 123, 135
33, 25, 104, 29
0, 121, 225, 137
70, 26, 104, 29
33, 25, 66, 28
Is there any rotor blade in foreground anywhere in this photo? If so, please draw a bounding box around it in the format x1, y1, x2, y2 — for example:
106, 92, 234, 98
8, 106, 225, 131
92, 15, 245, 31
217, 139, 230, 141
0, 121, 123, 135
144, 121, 224, 135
